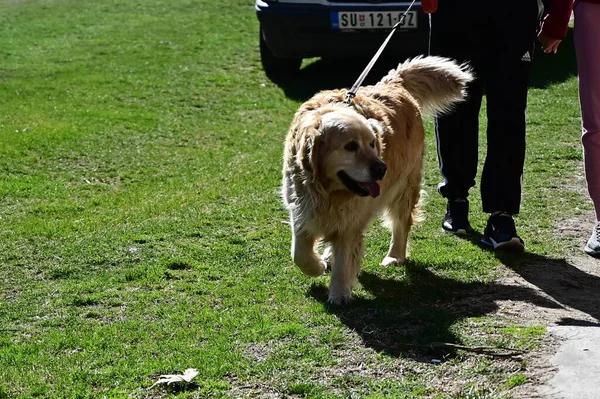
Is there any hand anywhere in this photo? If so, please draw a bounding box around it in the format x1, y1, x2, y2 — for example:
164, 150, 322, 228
538, 31, 562, 54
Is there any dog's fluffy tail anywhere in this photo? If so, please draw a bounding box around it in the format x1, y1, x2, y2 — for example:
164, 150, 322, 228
379, 56, 474, 116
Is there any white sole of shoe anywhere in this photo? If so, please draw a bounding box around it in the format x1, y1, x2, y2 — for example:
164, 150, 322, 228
482, 237, 525, 252
442, 227, 471, 236
584, 245, 600, 258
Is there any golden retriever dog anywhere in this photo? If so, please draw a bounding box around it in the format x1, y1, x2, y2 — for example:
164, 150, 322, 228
282, 56, 473, 304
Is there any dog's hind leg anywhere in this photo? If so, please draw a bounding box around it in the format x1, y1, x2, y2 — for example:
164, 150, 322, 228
381, 193, 419, 266
328, 233, 364, 304
292, 230, 327, 277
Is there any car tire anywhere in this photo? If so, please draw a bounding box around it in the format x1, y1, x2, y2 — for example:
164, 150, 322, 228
259, 29, 302, 76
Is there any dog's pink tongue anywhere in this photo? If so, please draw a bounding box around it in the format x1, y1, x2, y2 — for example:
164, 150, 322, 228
359, 182, 380, 198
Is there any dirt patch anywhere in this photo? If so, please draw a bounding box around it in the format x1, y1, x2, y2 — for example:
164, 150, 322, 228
557, 211, 596, 250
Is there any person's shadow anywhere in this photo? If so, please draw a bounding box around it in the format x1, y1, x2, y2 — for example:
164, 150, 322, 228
496, 252, 600, 326
308, 259, 569, 361
459, 231, 600, 325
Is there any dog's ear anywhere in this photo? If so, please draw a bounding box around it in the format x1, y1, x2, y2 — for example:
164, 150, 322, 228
298, 129, 322, 182
295, 112, 322, 183
367, 118, 385, 154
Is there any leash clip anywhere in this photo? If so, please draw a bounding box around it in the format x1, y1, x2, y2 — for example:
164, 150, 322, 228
343, 91, 356, 104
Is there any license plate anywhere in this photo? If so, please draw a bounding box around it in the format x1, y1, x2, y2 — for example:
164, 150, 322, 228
332, 11, 418, 31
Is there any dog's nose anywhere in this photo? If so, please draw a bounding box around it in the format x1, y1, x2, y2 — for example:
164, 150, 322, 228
370, 161, 387, 181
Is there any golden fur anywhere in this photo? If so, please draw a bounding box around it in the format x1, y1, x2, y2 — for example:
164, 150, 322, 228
282, 56, 473, 304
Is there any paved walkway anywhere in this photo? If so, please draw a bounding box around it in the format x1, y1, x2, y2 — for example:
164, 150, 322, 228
536, 326, 600, 399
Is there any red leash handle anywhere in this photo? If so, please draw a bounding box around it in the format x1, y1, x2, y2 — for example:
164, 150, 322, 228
421, 0, 438, 13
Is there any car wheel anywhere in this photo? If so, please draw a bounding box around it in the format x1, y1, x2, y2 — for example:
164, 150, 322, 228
259, 29, 302, 76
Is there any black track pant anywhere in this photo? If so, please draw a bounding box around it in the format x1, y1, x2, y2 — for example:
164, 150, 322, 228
429, 0, 542, 214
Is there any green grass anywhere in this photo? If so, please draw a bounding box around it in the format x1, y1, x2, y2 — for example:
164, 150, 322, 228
0, 0, 586, 397
505, 374, 528, 389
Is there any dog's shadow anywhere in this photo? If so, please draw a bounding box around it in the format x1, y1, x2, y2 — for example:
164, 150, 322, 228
308, 260, 562, 361
309, 244, 600, 360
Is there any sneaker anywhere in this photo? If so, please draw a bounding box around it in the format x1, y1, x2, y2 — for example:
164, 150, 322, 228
482, 212, 525, 251
442, 198, 473, 235
584, 222, 600, 258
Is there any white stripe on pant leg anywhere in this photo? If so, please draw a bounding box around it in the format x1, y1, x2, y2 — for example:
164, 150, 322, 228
434, 116, 449, 195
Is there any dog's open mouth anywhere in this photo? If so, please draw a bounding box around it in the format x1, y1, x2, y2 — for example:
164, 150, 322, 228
337, 171, 380, 198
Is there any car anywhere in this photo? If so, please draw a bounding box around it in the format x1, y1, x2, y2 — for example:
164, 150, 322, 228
255, 0, 429, 75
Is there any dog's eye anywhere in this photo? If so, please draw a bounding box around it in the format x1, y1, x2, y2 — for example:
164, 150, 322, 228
369, 140, 376, 148
344, 141, 359, 152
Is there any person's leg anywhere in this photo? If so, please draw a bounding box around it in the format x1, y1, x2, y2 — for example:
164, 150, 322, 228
429, 0, 485, 234
574, 0, 600, 256
574, 1, 600, 221
429, 1, 484, 202
482, 1, 540, 215
480, 0, 540, 250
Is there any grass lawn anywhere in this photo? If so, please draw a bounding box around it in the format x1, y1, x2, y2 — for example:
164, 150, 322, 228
0, 0, 587, 398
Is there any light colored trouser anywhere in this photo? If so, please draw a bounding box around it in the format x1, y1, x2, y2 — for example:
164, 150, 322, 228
574, 0, 600, 221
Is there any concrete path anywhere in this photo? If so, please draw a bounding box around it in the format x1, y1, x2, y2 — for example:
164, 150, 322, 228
536, 326, 600, 399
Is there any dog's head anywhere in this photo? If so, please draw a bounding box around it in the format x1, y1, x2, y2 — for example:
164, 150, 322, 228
299, 106, 386, 198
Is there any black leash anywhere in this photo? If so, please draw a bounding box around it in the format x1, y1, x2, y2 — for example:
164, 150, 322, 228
344, 0, 418, 104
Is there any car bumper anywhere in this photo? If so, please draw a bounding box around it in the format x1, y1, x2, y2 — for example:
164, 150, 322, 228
256, 0, 429, 59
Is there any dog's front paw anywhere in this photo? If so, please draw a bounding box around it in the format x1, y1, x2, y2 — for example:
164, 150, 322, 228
299, 260, 327, 277
328, 286, 353, 305
380, 256, 406, 266
327, 293, 352, 305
